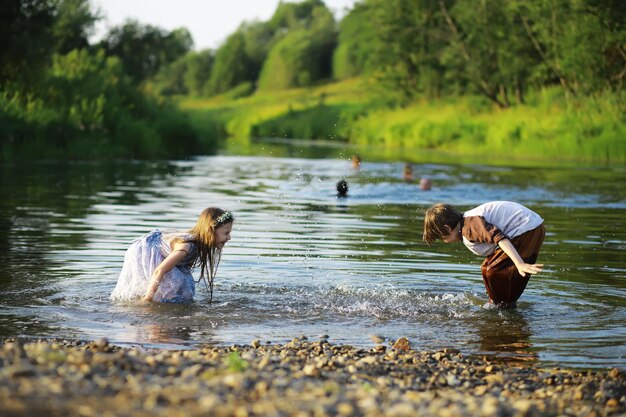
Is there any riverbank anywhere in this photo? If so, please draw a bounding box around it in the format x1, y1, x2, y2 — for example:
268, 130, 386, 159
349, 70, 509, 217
1, 337, 624, 417
180, 79, 625, 165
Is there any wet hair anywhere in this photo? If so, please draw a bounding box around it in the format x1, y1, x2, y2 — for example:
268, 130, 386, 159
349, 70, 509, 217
423, 203, 462, 245
336, 179, 348, 197
188, 207, 234, 301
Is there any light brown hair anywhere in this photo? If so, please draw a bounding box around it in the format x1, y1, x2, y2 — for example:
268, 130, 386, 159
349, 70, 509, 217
423, 203, 462, 245
188, 207, 234, 301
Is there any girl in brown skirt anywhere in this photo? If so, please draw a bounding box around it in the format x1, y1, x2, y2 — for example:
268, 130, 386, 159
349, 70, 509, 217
423, 201, 545, 308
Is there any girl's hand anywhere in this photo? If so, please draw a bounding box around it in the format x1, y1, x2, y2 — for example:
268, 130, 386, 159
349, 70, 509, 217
497, 239, 544, 278
515, 262, 544, 277
140, 295, 153, 303
143, 244, 189, 303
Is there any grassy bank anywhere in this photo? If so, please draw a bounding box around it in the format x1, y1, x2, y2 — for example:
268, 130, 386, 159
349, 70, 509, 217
179, 79, 625, 165
0, 92, 220, 161
0, 50, 221, 162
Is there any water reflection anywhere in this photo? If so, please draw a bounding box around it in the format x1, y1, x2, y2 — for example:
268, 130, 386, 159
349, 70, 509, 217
109, 302, 217, 348
474, 309, 538, 367
0, 160, 190, 336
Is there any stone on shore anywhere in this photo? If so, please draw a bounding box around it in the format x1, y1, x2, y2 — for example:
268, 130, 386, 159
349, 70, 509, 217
0, 338, 623, 417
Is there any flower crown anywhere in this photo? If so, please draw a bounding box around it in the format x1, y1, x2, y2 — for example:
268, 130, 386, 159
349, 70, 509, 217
214, 211, 233, 226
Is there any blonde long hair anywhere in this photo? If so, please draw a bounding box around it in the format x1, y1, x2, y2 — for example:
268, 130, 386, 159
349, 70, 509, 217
188, 207, 234, 302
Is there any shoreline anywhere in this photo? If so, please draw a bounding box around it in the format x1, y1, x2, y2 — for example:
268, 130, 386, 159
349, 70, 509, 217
1, 337, 624, 417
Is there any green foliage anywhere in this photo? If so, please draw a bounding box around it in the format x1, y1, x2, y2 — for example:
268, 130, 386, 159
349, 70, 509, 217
150, 54, 191, 96
222, 82, 255, 100
0, 91, 54, 159
226, 352, 248, 373
205, 32, 252, 95
52, 0, 98, 54
332, 2, 378, 79
180, 79, 624, 164
184, 51, 214, 96
512, 0, 625, 95
0, 0, 56, 85
198, 0, 338, 96
1, 48, 216, 161
147, 51, 213, 96
267, 0, 328, 31
47, 49, 117, 131
251, 104, 364, 140
2, 0, 623, 163
258, 30, 316, 90
150, 50, 214, 96
363, 0, 448, 102
0, 0, 97, 86
347, 86, 625, 163
239, 21, 275, 80
441, 0, 533, 107
258, 4, 336, 90
99, 20, 193, 83
352, 0, 625, 105
0, 1, 219, 161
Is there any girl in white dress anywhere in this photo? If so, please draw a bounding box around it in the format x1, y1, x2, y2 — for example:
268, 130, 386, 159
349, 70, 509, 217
111, 207, 234, 303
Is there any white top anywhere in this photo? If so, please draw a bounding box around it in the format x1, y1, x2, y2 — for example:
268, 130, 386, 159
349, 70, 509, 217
462, 201, 543, 257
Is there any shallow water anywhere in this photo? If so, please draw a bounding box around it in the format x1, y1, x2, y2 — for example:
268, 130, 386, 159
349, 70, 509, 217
1, 152, 625, 369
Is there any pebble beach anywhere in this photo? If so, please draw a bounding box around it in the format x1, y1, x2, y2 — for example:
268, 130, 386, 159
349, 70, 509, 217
0, 337, 624, 417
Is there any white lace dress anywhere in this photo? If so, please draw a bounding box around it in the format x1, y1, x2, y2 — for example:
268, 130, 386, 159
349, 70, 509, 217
110, 230, 197, 303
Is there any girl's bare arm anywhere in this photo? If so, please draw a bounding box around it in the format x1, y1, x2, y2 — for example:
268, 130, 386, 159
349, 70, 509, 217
143, 242, 192, 301
497, 239, 543, 277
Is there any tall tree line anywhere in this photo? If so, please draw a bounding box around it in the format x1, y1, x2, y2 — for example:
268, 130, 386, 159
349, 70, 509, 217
151, 0, 623, 107
151, 0, 337, 96
1, 0, 623, 160
335, 0, 625, 106
0, 0, 201, 159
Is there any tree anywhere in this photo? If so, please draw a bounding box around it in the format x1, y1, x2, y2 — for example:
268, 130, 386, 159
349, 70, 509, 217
266, 0, 328, 32
184, 50, 214, 96
516, 0, 625, 95
438, 0, 538, 107
0, 0, 56, 85
100, 21, 193, 83
363, 0, 448, 101
0, 0, 100, 86
258, 2, 337, 90
52, 0, 99, 54
150, 54, 191, 96
46, 49, 123, 133
586, 0, 626, 90
204, 32, 251, 95
332, 1, 379, 80
239, 20, 275, 81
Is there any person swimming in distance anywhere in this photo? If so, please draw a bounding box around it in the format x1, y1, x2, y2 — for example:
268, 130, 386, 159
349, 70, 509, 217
336, 179, 349, 197
403, 163, 414, 182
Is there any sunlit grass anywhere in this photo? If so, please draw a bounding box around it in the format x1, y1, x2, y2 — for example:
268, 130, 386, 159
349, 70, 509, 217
178, 79, 625, 165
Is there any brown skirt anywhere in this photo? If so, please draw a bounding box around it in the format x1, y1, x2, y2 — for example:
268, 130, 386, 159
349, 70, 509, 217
481, 224, 545, 308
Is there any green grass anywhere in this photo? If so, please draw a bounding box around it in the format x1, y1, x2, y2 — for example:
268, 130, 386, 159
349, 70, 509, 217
179, 79, 625, 165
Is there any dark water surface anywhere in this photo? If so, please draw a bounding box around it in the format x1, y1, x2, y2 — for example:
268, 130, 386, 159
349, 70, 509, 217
1, 152, 625, 369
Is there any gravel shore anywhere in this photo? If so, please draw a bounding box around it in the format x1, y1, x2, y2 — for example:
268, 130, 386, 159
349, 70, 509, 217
0, 337, 624, 417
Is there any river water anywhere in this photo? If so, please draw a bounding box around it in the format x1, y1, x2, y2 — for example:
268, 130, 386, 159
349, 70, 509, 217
1, 148, 625, 369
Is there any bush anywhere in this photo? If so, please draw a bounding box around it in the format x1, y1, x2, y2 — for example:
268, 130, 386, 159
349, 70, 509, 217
250, 104, 365, 140
1, 49, 220, 161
